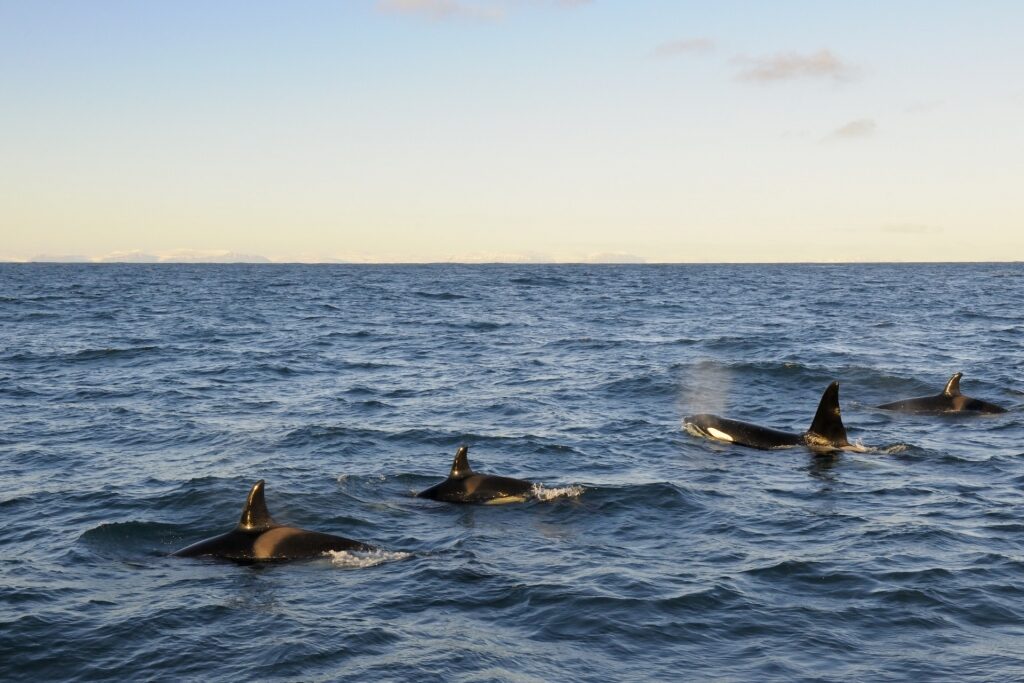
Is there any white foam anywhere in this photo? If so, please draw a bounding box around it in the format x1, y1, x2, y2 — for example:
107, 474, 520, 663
336, 473, 386, 484
531, 483, 585, 501
325, 549, 411, 568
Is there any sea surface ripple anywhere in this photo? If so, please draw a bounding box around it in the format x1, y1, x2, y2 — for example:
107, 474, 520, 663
1, 263, 1022, 681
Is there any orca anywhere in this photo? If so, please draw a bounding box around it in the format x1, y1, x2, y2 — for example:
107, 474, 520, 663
417, 446, 534, 504
173, 480, 375, 562
684, 381, 858, 452
876, 372, 1007, 414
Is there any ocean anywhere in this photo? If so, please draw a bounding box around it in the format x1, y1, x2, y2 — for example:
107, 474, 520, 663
1, 263, 1022, 681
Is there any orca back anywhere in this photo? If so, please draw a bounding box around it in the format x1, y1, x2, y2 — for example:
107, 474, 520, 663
684, 414, 803, 449
877, 372, 1007, 414
417, 446, 534, 503
174, 480, 374, 561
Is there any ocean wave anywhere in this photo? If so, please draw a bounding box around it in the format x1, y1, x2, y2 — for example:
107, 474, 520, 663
544, 337, 626, 350
445, 320, 511, 331
1, 345, 163, 363
79, 521, 185, 558
0, 383, 43, 397
6, 263, 1024, 681
322, 329, 374, 339
413, 291, 468, 300
509, 275, 569, 286
70, 346, 162, 361
598, 373, 676, 398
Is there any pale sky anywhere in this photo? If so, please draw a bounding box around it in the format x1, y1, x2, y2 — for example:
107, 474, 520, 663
1, 0, 1022, 262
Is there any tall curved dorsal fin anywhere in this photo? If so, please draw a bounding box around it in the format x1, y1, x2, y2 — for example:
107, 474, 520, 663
943, 372, 963, 397
807, 381, 849, 446
449, 446, 473, 479
237, 480, 275, 531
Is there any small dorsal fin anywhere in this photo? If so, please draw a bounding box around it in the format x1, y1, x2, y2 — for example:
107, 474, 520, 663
943, 372, 963, 397
807, 382, 849, 446
449, 446, 473, 479
237, 480, 275, 531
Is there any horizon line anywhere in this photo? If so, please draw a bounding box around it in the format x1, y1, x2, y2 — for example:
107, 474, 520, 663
4, 259, 1022, 266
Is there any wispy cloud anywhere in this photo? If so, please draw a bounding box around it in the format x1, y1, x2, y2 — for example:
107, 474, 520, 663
826, 118, 877, 140
375, 0, 590, 21
881, 224, 943, 236
653, 38, 714, 59
376, 0, 504, 21
735, 49, 858, 83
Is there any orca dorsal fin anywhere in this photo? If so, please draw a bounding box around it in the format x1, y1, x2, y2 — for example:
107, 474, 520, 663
807, 382, 849, 446
943, 372, 963, 397
237, 480, 275, 531
449, 446, 473, 479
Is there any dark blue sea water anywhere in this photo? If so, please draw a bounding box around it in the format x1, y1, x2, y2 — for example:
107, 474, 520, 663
2, 263, 1022, 682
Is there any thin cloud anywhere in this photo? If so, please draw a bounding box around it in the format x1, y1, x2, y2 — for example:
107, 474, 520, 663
826, 118, 877, 140
376, 0, 504, 21
735, 49, 858, 83
653, 38, 715, 59
375, 0, 589, 21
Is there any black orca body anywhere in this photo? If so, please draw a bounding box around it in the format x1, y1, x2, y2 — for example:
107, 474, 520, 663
174, 480, 374, 562
877, 372, 1007, 414
417, 446, 534, 504
684, 382, 854, 452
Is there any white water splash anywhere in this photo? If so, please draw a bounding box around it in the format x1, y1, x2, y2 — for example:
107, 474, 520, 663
325, 549, 411, 568
531, 483, 585, 501
336, 473, 386, 484
682, 421, 708, 439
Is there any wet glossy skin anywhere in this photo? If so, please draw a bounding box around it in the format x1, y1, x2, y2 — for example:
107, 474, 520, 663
417, 473, 534, 504
417, 446, 535, 504
877, 372, 1007, 414
683, 414, 805, 449
684, 382, 852, 452
877, 395, 1007, 413
173, 480, 374, 562
173, 526, 373, 562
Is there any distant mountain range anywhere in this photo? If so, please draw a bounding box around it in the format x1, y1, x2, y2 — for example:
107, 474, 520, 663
22, 250, 276, 264
3, 249, 651, 264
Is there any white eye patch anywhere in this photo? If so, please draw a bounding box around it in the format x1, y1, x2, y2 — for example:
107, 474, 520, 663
707, 427, 734, 442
